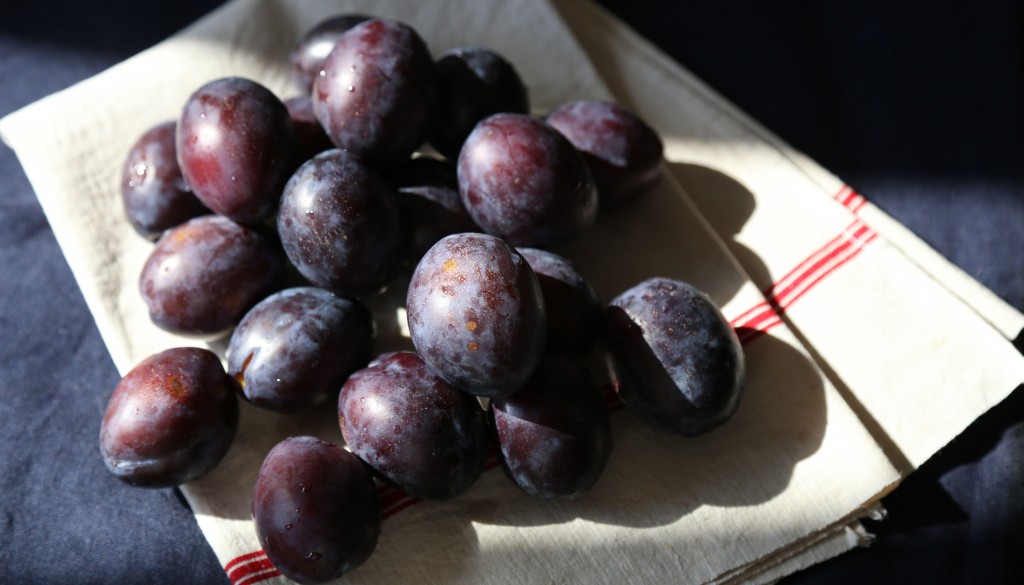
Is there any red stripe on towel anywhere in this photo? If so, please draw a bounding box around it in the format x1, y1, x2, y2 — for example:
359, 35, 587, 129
729, 224, 854, 326
224, 550, 266, 573
768, 222, 873, 306
382, 495, 423, 519
236, 565, 281, 585
775, 231, 878, 311
226, 551, 279, 585
834, 184, 867, 214
729, 216, 877, 341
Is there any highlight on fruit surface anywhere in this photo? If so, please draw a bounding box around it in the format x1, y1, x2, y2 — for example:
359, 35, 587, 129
457, 113, 598, 248
176, 76, 294, 224
120, 120, 209, 240
312, 18, 437, 168
288, 14, 371, 92
227, 287, 374, 412
338, 351, 489, 500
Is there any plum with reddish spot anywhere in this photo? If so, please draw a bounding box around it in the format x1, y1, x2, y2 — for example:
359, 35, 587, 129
99, 347, 239, 488
406, 233, 546, 397
139, 215, 287, 336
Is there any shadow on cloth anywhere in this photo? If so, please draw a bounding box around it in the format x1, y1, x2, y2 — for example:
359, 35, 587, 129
472, 331, 827, 529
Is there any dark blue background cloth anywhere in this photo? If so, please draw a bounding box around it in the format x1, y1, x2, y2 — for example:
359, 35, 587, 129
1, 1, 1021, 583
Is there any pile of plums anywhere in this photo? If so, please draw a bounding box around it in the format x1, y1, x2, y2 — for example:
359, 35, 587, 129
101, 14, 745, 584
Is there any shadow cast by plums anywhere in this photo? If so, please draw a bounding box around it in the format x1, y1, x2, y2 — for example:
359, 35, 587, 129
554, 165, 750, 309
472, 331, 827, 529
667, 161, 774, 292
344, 498, 483, 585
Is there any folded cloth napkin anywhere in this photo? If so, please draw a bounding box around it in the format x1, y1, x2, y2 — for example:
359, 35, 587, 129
1, 1, 1021, 585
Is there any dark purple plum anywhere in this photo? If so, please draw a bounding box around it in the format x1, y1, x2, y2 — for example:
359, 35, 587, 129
227, 287, 374, 412
390, 155, 458, 189
398, 181, 474, 263
99, 347, 239, 488
518, 248, 602, 356
284, 96, 335, 169
252, 436, 380, 584
139, 215, 287, 336
120, 120, 209, 240
312, 18, 436, 168
176, 77, 294, 224
277, 149, 404, 298
406, 233, 546, 397
491, 356, 611, 499
430, 46, 530, 159
288, 14, 372, 92
391, 157, 479, 261
457, 113, 597, 247
338, 351, 488, 499
545, 100, 664, 209
603, 278, 745, 436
